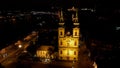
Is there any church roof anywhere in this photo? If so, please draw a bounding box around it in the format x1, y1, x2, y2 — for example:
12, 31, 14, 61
37, 45, 54, 51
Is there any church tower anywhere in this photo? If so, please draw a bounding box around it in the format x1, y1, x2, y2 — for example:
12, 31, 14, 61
58, 7, 80, 61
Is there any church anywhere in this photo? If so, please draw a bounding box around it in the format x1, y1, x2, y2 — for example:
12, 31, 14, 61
58, 7, 80, 61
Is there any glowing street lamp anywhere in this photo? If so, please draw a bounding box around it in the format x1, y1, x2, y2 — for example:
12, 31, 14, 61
18, 45, 22, 48
93, 61, 97, 68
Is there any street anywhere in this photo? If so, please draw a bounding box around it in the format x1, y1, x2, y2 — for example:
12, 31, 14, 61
9, 59, 94, 68
0, 31, 38, 67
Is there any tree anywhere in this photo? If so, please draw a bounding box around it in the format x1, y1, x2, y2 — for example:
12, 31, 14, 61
47, 47, 54, 59
26, 41, 37, 56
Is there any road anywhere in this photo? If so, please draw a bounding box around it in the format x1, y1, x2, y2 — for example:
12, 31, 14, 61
3, 60, 74, 68
1, 42, 29, 65
0, 31, 38, 67
31, 62, 73, 68
6, 60, 94, 68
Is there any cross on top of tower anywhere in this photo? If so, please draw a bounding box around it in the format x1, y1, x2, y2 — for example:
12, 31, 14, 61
68, 6, 79, 24
68, 6, 77, 11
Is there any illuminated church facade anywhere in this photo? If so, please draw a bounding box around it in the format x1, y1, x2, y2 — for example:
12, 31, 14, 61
58, 7, 80, 61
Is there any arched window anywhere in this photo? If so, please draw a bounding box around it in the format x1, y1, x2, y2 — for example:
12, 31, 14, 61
60, 57, 62, 60
74, 51, 76, 55
60, 32, 62, 35
60, 50, 62, 54
74, 41, 77, 46
75, 32, 77, 36
60, 41, 62, 45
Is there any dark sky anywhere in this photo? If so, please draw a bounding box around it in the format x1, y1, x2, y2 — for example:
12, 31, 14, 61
0, 0, 119, 10
0, 0, 96, 9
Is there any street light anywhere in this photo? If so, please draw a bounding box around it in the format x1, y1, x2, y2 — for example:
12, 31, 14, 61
93, 61, 97, 68
18, 45, 22, 48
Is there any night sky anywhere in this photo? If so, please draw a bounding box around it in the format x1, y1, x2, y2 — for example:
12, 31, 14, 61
0, 0, 119, 11
0, 0, 96, 9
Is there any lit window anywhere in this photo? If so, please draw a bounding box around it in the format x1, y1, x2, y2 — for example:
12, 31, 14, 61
60, 57, 62, 59
60, 51, 62, 54
74, 58, 76, 60
60, 32, 62, 35
74, 51, 76, 55
60, 41, 62, 45
75, 32, 77, 36
74, 41, 77, 46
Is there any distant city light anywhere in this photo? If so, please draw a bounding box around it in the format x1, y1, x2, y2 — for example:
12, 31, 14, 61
7, 13, 12, 15
116, 27, 120, 30
31, 11, 56, 15
81, 8, 88, 10
19, 14, 24, 16
0, 16, 3, 19
23, 50, 27, 53
42, 21, 45, 23
81, 8, 95, 12
39, 23, 42, 26
37, 17, 40, 20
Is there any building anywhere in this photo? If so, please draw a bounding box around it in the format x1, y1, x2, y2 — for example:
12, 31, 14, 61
58, 7, 80, 61
36, 45, 54, 59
